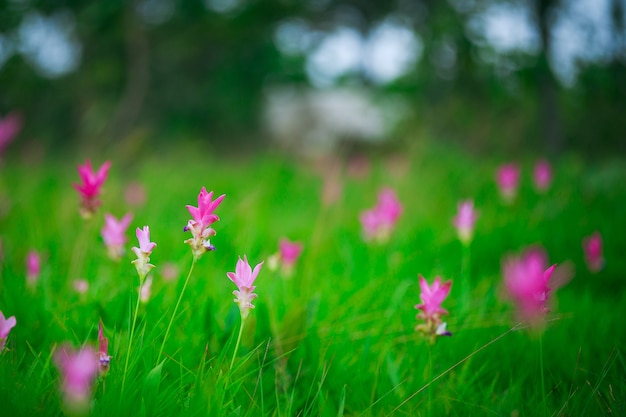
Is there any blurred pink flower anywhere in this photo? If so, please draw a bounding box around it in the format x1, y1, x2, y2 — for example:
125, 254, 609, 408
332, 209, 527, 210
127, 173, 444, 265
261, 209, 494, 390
582, 232, 604, 273
98, 320, 111, 375
124, 181, 147, 207
453, 200, 478, 246
0, 310, 17, 352
101, 213, 133, 260
184, 187, 225, 258
279, 238, 303, 267
131, 226, 156, 279
0, 112, 22, 156
73, 279, 89, 294
415, 275, 452, 342
74, 160, 111, 218
227, 255, 263, 319
140, 275, 153, 303
54, 345, 99, 414
496, 164, 520, 203
533, 160, 552, 192
160, 262, 180, 282
26, 250, 41, 289
359, 188, 403, 243
503, 247, 556, 324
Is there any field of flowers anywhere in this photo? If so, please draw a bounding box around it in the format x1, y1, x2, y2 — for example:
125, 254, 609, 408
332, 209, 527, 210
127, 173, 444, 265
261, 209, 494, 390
0, 138, 624, 416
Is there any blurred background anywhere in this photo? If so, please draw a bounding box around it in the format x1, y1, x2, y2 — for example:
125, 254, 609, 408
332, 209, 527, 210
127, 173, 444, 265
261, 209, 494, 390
0, 0, 625, 158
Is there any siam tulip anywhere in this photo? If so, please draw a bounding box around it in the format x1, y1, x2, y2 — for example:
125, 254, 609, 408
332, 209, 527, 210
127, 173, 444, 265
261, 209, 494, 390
131, 226, 156, 281
98, 320, 111, 375
582, 232, 604, 273
124, 181, 147, 207
533, 159, 552, 192
101, 213, 133, 261
502, 247, 557, 326
54, 344, 99, 415
0, 310, 16, 353
415, 275, 452, 343
0, 112, 22, 157
227, 255, 264, 320
453, 200, 478, 246
184, 187, 225, 258
74, 160, 112, 218
496, 164, 520, 204
269, 238, 303, 277
26, 250, 41, 289
73, 279, 89, 294
359, 187, 403, 243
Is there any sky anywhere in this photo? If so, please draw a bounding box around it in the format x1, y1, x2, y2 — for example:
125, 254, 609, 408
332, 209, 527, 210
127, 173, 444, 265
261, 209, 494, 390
0, 0, 620, 87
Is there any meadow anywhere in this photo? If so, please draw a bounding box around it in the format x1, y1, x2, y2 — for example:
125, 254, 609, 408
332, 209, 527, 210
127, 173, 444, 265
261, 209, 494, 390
0, 139, 624, 416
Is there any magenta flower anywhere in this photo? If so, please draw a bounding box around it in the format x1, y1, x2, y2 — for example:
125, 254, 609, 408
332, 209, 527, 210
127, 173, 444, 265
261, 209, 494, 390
131, 226, 156, 279
54, 345, 99, 414
496, 164, 520, 203
359, 188, 403, 243
74, 160, 112, 218
98, 320, 111, 375
0, 112, 22, 156
0, 311, 17, 352
227, 255, 264, 319
453, 200, 478, 246
101, 213, 133, 260
26, 250, 41, 289
583, 232, 604, 273
503, 247, 557, 325
415, 275, 452, 342
184, 187, 225, 258
533, 159, 552, 192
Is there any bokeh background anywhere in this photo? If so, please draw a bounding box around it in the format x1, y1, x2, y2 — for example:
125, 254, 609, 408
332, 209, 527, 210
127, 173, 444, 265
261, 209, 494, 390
1, 0, 625, 157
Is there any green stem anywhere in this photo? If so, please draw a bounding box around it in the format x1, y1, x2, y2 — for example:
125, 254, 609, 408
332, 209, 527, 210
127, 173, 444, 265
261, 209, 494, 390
427, 344, 433, 417
230, 317, 246, 371
539, 334, 547, 417
157, 256, 197, 363
121, 275, 144, 396
461, 244, 471, 312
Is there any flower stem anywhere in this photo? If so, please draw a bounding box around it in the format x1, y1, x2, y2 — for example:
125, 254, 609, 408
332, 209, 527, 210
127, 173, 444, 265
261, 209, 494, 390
157, 256, 197, 364
539, 333, 547, 417
121, 275, 144, 396
230, 317, 246, 371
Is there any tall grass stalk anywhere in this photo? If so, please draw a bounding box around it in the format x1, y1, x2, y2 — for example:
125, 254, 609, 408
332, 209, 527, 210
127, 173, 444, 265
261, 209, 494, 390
539, 333, 547, 417
121, 277, 144, 396
230, 317, 246, 370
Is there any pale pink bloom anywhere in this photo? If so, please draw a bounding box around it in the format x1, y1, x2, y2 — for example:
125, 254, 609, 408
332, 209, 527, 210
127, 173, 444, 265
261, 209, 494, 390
0, 112, 22, 156
98, 320, 111, 375
583, 232, 604, 273
160, 262, 179, 282
184, 187, 225, 258
124, 181, 147, 207
54, 345, 99, 414
227, 255, 264, 319
26, 250, 41, 288
131, 226, 156, 279
533, 160, 552, 192
279, 238, 303, 268
503, 247, 557, 324
453, 200, 478, 245
415, 275, 452, 341
0, 310, 17, 352
73, 279, 89, 294
101, 213, 133, 260
359, 188, 403, 243
140, 275, 153, 303
496, 164, 520, 203
73, 160, 111, 217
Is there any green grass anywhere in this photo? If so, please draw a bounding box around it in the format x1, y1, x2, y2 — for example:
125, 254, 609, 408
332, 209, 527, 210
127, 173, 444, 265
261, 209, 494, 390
0, 139, 625, 416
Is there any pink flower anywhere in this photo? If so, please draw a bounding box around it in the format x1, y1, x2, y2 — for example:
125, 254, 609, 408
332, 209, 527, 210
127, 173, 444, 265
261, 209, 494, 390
74, 160, 112, 218
98, 320, 111, 375
101, 213, 133, 260
453, 200, 478, 245
415, 276, 452, 342
140, 275, 153, 303
279, 238, 303, 268
227, 255, 264, 319
582, 232, 604, 273
0, 112, 22, 156
503, 247, 556, 324
359, 188, 403, 243
73, 279, 89, 294
184, 187, 225, 258
124, 181, 147, 207
26, 250, 41, 289
131, 226, 156, 279
496, 164, 520, 203
533, 160, 552, 192
54, 345, 99, 414
0, 310, 17, 352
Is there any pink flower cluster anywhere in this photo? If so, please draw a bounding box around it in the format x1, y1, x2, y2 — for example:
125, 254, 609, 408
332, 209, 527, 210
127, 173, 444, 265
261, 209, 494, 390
131, 226, 157, 279
453, 200, 478, 246
54, 345, 99, 414
415, 276, 452, 343
360, 188, 403, 243
101, 213, 133, 261
184, 187, 225, 258
74, 160, 112, 218
227, 256, 264, 319
0, 310, 16, 352
583, 232, 604, 273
